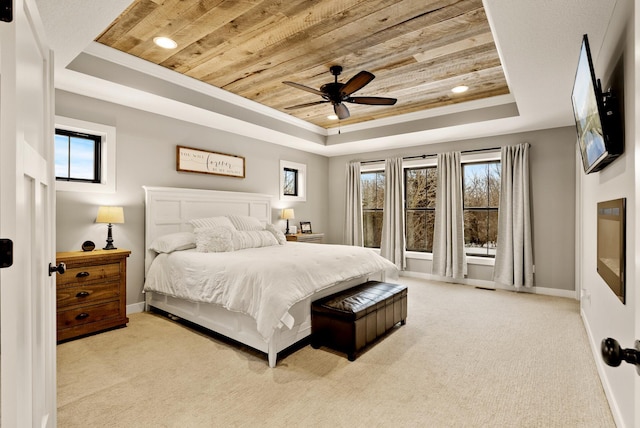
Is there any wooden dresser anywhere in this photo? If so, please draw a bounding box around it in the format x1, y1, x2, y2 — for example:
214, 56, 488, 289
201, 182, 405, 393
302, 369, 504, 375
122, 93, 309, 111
285, 233, 325, 243
56, 249, 130, 342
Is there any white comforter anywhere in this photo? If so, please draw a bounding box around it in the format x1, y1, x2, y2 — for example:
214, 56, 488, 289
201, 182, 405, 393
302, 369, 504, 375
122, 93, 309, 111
144, 242, 398, 340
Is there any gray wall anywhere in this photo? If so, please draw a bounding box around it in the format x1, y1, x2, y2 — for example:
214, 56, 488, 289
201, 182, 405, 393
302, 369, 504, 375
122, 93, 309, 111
55, 90, 330, 307
327, 127, 577, 291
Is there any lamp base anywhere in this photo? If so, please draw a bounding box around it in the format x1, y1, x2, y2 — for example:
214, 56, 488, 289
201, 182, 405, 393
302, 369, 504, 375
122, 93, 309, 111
103, 223, 118, 250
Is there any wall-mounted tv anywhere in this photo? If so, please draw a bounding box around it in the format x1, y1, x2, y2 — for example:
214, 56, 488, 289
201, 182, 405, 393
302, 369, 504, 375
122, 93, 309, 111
571, 34, 623, 174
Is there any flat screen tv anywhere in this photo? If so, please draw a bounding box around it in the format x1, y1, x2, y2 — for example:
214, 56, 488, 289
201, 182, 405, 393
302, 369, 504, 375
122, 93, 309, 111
571, 34, 623, 174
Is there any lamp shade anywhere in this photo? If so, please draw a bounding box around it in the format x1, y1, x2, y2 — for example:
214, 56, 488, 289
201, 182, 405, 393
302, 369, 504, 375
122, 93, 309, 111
281, 208, 295, 220
96, 206, 125, 224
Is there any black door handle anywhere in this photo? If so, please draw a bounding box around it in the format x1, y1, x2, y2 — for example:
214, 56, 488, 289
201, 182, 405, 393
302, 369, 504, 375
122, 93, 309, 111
48, 262, 66, 276
601, 338, 640, 375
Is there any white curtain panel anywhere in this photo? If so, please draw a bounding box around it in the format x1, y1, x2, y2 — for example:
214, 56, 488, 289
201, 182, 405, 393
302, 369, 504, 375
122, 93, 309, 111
380, 157, 406, 269
432, 151, 467, 278
344, 161, 364, 246
493, 143, 534, 288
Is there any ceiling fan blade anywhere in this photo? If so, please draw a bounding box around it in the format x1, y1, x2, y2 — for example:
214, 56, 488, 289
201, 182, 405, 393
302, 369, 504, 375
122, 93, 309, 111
347, 96, 397, 105
334, 103, 350, 120
284, 100, 330, 110
282, 81, 325, 96
340, 71, 375, 96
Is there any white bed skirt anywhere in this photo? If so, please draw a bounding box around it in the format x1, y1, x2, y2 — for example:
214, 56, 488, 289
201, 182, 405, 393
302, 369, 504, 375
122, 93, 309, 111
145, 272, 384, 367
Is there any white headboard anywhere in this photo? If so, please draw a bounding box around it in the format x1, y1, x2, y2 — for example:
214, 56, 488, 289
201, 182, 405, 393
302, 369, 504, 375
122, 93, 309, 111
143, 186, 272, 274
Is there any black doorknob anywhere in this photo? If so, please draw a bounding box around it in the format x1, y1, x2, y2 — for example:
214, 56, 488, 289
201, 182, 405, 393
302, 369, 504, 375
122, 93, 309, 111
48, 262, 66, 276
601, 338, 640, 375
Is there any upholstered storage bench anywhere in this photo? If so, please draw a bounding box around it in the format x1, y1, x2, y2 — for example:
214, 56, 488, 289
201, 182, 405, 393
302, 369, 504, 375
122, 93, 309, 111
310, 281, 407, 361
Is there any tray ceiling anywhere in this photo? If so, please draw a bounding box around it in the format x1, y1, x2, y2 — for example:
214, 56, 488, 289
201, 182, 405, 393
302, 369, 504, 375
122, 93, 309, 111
95, 0, 509, 129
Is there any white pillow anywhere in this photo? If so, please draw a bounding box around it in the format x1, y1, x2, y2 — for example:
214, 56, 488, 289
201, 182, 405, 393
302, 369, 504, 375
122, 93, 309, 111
190, 216, 236, 230
226, 215, 264, 231
232, 230, 278, 250
194, 227, 235, 253
149, 232, 196, 253
265, 223, 286, 245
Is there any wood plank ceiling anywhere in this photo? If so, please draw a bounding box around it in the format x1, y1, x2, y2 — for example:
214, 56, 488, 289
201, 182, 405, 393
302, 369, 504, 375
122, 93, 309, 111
96, 0, 509, 129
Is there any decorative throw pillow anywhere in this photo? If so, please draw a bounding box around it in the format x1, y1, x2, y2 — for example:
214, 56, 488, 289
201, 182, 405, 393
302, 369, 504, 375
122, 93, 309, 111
226, 215, 264, 231
149, 232, 196, 253
194, 227, 235, 252
232, 230, 279, 250
265, 223, 286, 245
190, 216, 236, 230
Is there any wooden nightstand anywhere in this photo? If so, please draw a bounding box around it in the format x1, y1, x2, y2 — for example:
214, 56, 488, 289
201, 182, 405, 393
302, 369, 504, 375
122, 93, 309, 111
285, 233, 325, 243
55, 249, 130, 342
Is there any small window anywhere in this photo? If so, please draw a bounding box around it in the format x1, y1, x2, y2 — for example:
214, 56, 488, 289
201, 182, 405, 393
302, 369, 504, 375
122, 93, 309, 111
280, 160, 306, 201
283, 167, 298, 196
55, 129, 101, 183
54, 116, 116, 193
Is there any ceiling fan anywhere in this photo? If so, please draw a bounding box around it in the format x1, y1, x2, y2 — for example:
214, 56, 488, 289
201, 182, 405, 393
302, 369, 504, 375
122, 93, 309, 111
283, 65, 397, 120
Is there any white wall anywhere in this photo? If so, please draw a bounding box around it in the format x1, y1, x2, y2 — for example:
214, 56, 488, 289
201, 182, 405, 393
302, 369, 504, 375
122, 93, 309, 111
578, 0, 638, 426
55, 90, 330, 308
328, 127, 577, 293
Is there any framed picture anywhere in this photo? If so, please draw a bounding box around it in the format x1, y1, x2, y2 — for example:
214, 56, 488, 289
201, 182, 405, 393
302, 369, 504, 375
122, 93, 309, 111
300, 221, 312, 233
177, 145, 245, 178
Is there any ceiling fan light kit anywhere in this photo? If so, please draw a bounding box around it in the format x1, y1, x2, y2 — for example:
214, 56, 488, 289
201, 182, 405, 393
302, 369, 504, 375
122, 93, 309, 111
283, 65, 397, 120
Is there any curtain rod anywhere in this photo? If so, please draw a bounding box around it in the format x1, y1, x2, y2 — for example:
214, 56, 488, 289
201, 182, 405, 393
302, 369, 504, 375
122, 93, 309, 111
360, 146, 502, 165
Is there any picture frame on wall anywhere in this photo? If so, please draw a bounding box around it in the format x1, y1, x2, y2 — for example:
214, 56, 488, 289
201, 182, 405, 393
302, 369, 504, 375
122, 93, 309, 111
300, 221, 312, 233
176, 145, 245, 178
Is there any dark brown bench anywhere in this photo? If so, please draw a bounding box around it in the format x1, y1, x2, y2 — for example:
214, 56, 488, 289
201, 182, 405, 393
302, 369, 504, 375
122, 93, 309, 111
310, 281, 407, 361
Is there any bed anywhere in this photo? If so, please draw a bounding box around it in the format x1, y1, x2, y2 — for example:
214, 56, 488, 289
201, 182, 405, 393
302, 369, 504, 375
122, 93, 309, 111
143, 186, 398, 367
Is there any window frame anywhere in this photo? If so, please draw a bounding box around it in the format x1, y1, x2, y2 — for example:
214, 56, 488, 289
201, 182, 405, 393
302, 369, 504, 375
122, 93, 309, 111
360, 165, 385, 249
54, 116, 116, 193
461, 153, 501, 258
55, 128, 102, 183
404, 164, 438, 253
279, 160, 306, 201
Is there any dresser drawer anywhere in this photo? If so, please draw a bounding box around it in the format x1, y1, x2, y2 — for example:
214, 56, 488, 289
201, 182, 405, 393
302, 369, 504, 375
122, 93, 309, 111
57, 300, 122, 330
57, 263, 121, 287
57, 281, 120, 308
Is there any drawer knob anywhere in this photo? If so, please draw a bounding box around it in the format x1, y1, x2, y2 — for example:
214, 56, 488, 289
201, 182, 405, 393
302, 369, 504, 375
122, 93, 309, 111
75, 291, 90, 298
76, 271, 90, 278
75, 312, 90, 320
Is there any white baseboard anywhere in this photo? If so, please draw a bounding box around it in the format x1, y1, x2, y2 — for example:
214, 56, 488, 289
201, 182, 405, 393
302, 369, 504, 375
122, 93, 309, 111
127, 301, 145, 315
400, 271, 577, 299
580, 309, 624, 427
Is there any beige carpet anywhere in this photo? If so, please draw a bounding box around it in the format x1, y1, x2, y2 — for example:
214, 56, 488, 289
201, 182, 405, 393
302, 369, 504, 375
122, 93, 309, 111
57, 277, 614, 427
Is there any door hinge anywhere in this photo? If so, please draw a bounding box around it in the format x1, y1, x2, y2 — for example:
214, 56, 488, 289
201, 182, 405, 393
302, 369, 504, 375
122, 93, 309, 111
0, 0, 12, 23
0, 238, 13, 268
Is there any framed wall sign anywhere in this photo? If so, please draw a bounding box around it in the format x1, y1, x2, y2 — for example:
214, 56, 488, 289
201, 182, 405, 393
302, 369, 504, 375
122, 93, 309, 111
177, 145, 245, 178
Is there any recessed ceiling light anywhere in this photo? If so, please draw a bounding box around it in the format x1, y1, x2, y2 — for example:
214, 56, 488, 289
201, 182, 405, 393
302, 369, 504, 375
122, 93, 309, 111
153, 37, 177, 49
327, 114, 339, 120
451, 85, 469, 94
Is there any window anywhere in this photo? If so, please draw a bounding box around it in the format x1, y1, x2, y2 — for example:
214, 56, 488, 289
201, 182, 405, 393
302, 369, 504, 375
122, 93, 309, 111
463, 161, 501, 257
404, 166, 437, 252
55, 129, 101, 182
54, 116, 116, 193
280, 160, 306, 201
361, 170, 384, 248
282, 167, 298, 196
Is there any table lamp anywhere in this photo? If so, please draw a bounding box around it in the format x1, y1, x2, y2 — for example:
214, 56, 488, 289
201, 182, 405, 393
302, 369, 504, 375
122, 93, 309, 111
281, 208, 295, 235
96, 206, 124, 250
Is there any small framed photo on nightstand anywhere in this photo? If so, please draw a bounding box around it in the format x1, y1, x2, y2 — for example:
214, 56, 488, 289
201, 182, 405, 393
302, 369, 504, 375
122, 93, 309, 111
300, 221, 312, 233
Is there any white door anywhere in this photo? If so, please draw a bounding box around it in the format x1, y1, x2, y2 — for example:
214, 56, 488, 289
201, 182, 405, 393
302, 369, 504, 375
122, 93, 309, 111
0, 0, 56, 426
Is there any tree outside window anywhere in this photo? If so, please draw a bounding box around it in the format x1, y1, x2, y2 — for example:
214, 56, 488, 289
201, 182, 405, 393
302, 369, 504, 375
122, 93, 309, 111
404, 166, 437, 252
463, 161, 501, 257
361, 171, 385, 248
